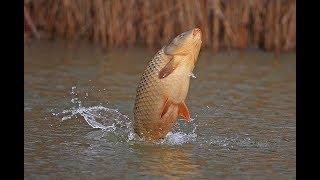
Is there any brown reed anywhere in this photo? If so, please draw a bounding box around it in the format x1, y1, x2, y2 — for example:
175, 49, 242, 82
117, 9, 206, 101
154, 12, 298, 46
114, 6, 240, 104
24, 0, 296, 53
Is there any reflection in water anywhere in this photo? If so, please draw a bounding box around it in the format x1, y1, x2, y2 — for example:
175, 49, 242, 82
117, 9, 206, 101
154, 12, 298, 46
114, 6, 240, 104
132, 144, 201, 178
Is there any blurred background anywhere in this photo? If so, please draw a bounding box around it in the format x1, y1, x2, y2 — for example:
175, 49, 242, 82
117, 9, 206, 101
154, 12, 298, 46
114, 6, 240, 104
24, 0, 295, 55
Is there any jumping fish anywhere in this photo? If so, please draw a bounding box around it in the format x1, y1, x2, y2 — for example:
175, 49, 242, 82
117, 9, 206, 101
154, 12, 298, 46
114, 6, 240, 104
133, 28, 202, 141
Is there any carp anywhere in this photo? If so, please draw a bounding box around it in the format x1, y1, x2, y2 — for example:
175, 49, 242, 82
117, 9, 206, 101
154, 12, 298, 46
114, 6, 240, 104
133, 28, 202, 141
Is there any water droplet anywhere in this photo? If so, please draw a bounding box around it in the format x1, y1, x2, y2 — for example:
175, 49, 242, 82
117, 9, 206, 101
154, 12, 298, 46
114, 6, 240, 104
189, 72, 197, 78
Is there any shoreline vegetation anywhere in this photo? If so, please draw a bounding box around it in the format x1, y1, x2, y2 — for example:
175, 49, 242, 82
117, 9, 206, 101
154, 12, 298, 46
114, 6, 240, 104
24, 0, 295, 55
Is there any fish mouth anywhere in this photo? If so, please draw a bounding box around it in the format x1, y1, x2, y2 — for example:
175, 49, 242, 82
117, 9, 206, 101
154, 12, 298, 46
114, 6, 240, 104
164, 28, 202, 55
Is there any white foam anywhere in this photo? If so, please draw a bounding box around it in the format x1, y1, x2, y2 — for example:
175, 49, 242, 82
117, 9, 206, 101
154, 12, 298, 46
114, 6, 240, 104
162, 131, 197, 145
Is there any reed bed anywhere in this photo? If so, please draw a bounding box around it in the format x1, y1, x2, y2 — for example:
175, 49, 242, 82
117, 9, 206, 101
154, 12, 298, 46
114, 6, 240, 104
24, 0, 296, 53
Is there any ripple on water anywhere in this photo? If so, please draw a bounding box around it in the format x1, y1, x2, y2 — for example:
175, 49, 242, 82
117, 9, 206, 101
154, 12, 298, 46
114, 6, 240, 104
52, 86, 272, 149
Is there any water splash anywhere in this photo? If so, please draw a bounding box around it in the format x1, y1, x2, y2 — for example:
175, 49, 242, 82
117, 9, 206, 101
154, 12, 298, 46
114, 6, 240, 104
159, 118, 198, 145
52, 86, 269, 149
53, 86, 131, 132
189, 72, 197, 79
161, 129, 197, 145
52, 86, 197, 145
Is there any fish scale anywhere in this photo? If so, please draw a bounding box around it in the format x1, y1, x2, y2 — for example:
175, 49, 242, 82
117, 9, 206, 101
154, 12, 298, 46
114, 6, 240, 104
133, 28, 202, 141
133, 47, 171, 138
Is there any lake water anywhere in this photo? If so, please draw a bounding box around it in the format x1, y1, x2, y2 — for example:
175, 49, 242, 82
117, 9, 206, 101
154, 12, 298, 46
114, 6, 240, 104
24, 40, 296, 179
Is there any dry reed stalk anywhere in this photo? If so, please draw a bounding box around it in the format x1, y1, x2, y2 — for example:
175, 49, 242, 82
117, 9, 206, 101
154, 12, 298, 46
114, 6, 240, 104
222, 3, 236, 50
264, 0, 274, 51
199, 0, 210, 48
125, 0, 136, 47
96, 0, 107, 48
251, 0, 264, 48
212, 0, 221, 53
24, 5, 40, 39
24, 0, 296, 54
274, 0, 281, 58
287, 3, 296, 51
162, 0, 175, 45
281, 1, 296, 51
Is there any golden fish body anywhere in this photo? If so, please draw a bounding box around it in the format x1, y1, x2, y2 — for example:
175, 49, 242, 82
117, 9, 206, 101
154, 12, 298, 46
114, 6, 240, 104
133, 28, 202, 141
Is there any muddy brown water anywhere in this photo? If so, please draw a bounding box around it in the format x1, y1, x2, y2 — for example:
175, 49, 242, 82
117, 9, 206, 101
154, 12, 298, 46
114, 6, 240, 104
24, 40, 295, 179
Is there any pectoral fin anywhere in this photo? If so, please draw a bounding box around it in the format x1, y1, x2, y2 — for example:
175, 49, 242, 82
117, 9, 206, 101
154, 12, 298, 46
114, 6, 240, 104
159, 56, 179, 79
178, 102, 191, 122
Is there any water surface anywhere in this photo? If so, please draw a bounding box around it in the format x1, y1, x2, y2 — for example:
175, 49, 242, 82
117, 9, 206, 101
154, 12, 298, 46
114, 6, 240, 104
24, 40, 296, 179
